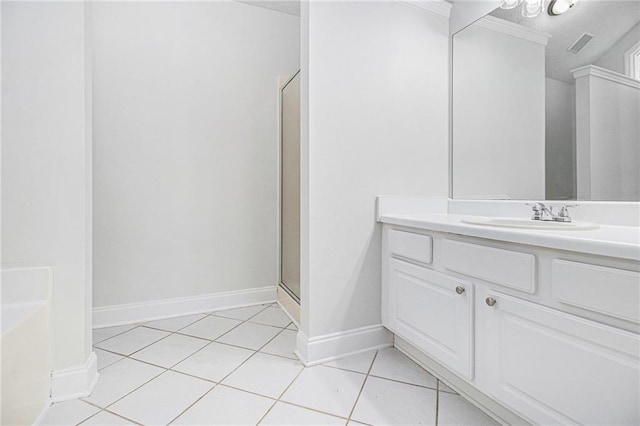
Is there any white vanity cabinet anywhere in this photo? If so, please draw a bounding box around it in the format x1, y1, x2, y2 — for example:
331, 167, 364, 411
381, 224, 640, 426
385, 258, 474, 379
476, 290, 640, 425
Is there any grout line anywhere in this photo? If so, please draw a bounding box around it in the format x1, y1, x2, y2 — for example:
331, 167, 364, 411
179, 316, 246, 342
276, 400, 353, 423
88, 307, 303, 424
74, 408, 103, 426
166, 382, 220, 425
207, 303, 271, 322
102, 369, 169, 410
255, 359, 307, 425
125, 331, 175, 358
68, 402, 102, 426
346, 350, 379, 423
166, 310, 290, 424
100, 408, 143, 426
92, 325, 140, 345
436, 380, 440, 426
142, 313, 209, 334
367, 373, 438, 391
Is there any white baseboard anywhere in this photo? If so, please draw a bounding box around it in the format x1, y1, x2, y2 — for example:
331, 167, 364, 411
51, 351, 99, 403
93, 286, 277, 329
295, 324, 393, 366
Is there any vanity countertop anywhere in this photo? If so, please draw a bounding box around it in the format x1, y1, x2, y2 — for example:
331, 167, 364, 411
379, 213, 640, 261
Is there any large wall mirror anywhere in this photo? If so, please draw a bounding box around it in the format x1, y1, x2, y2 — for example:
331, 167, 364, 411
452, 0, 640, 201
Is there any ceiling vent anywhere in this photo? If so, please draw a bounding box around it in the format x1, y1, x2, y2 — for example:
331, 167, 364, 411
568, 33, 594, 54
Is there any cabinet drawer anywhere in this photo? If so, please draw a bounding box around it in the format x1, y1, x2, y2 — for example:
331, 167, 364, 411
442, 240, 536, 293
385, 259, 473, 379
388, 229, 432, 264
552, 259, 640, 324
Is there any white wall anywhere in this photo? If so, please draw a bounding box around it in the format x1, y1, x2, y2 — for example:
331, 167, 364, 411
1, 0, 93, 382
92, 1, 299, 308
545, 77, 575, 200
574, 67, 640, 201
300, 1, 450, 348
595, 22, 640, 77
452, 17, 546, 199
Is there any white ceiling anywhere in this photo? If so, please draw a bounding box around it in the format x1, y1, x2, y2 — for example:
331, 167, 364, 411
491, 0, 640, 81
236, 0, 300, 16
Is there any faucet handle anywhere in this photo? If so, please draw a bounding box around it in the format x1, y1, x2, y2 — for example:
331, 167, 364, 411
526, 202, 546, 220
526, 202, 546, 210
558, 204, 578, 218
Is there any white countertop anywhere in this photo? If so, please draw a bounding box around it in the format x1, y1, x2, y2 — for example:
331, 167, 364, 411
379, 213, 640, 261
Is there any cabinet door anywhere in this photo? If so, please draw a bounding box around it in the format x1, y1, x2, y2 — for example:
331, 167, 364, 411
477, 291, 640, 425
385, 259, 474, 379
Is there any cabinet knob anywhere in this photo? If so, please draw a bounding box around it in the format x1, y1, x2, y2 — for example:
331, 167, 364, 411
485, 297, 497, 307
455, 286, 465, 295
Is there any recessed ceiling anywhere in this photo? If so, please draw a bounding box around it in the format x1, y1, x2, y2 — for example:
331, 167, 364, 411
490, 0, 640, 82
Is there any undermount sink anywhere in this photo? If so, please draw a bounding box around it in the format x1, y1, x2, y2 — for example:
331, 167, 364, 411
461, 217, 600, 231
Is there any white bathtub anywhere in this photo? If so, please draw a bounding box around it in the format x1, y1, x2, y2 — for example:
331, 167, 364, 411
1, 266, 52, 425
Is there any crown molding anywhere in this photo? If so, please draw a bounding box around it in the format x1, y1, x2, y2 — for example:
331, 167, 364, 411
473, 15, 550, 46
572, 65, 640, 90
403, 0, 453, 18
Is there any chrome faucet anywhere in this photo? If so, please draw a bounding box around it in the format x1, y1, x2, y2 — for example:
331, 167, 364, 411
527, 202, 578, 222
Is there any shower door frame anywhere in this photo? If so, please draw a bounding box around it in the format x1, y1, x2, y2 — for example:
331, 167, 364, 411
278, 70, 301, 303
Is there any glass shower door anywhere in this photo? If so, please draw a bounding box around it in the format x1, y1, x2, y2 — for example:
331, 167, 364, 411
280, 71, 300, 302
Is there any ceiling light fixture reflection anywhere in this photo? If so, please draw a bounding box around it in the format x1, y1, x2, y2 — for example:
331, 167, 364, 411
500, 0, 547, 18
522, 0, 544, 17
500, 0, 523, 10
548, 0, 577, 15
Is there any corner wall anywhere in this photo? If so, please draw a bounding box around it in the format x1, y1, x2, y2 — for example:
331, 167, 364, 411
1, 1, 95, 399
299, 1, 450, 362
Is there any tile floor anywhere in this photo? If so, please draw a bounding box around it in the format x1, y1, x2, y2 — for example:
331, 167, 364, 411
41, 303, 498, 426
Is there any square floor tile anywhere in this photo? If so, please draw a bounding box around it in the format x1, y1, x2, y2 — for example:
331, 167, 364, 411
437, 392, 499, 425
92, 325, 136, 345
173, 385, 273, 425
249, 306, 292, 328
94, 348, 124, 371
216, 322, 281, 350
131, 334, 209, 368
351, 376, 437, 425
40, 399, 100, 425
212, 304, 269, 321
281, 365, 365, 418
222, 352, 303, 398
109, 371, 213, 425
80, 410, 135, 425
259, 402, 346, 425
95, 327, 170, 356
141, 314, 206, 332
178, 316, 242, 340
173, 342, 254, 382
83, 358, 164, 407
323, 350, 376, 374
260, 329, 297, 359
369, 347, 437, 389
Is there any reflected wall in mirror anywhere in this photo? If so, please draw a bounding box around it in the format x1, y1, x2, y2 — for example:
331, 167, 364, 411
452, 0, 640, 201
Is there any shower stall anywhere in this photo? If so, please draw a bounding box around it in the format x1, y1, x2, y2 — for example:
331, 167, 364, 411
280, 71, 301, 304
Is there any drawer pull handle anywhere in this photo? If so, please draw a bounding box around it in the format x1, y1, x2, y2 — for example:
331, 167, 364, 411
485, 297, 497, 307
455, 286, 465, 295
